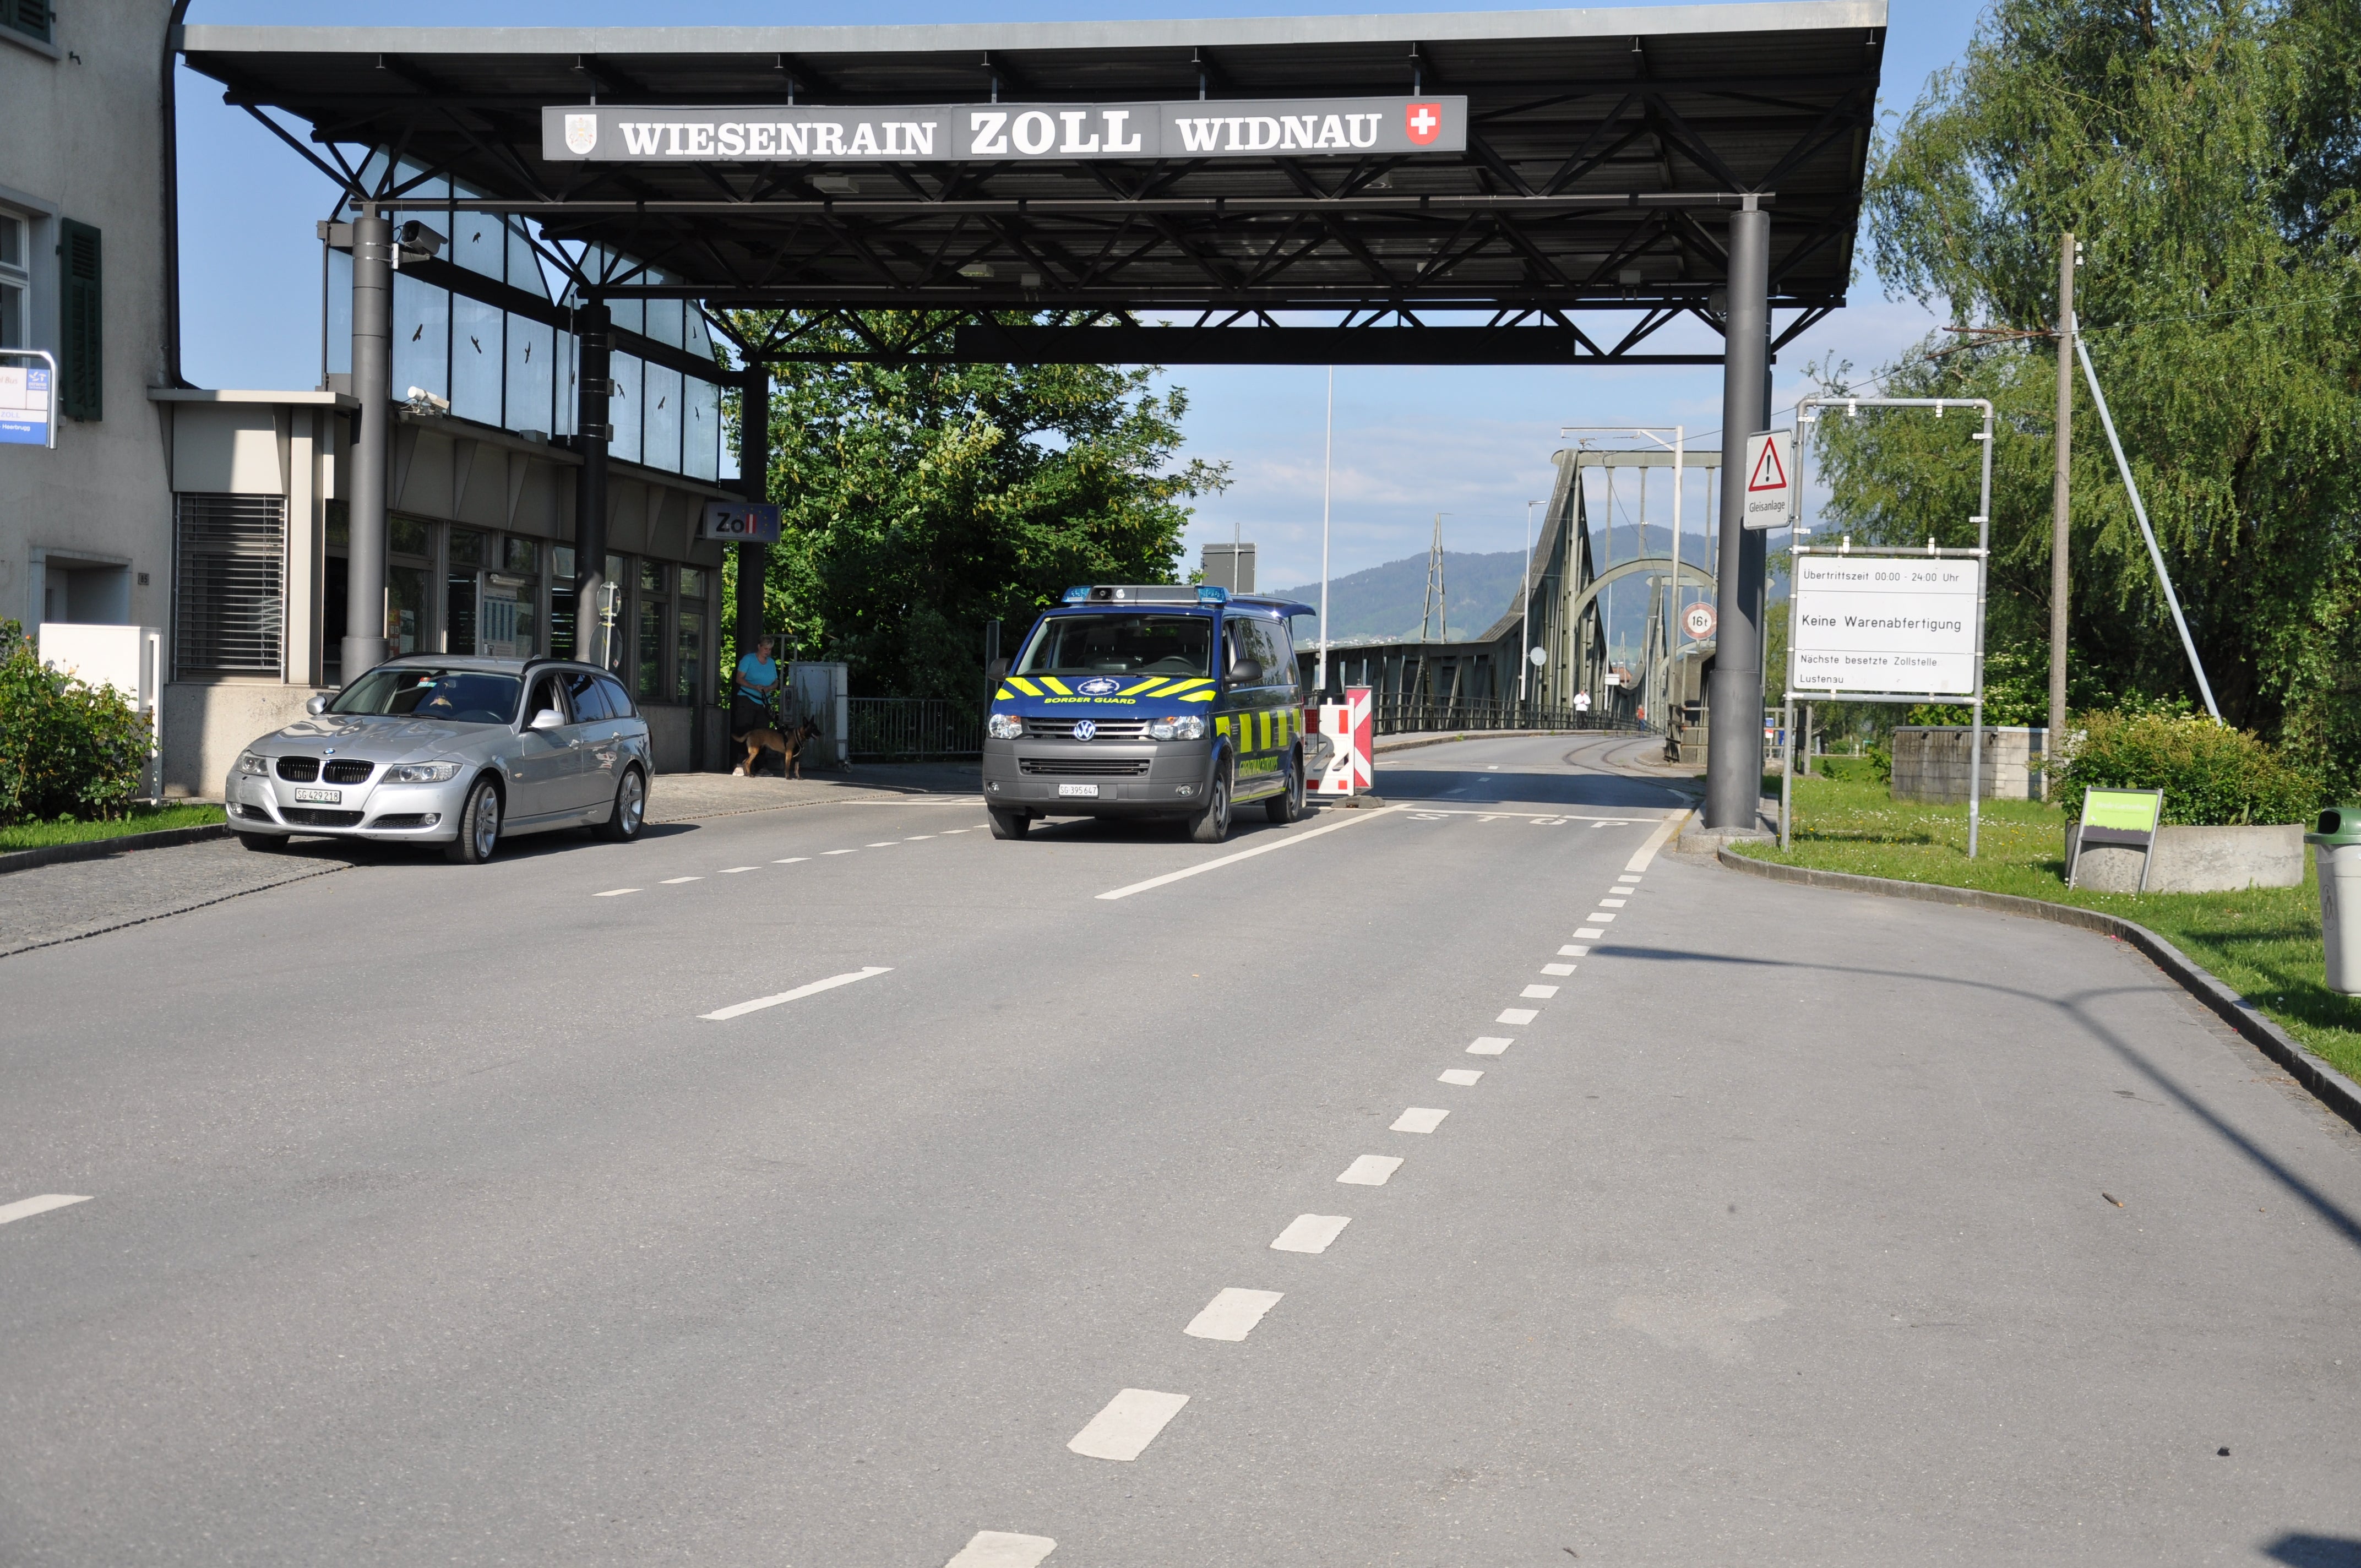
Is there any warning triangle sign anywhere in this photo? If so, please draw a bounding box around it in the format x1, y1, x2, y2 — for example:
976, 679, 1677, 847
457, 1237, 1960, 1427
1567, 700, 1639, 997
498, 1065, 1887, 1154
1747, 437, 1788, 492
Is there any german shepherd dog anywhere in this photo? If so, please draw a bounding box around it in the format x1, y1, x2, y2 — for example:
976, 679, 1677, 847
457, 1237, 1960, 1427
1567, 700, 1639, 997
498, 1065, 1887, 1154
735, 715, 822, 779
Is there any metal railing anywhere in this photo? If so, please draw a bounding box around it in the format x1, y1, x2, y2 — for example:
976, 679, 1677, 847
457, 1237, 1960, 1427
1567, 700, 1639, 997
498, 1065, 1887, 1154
1369, 696, 1646, 737
847, 697, 982, 760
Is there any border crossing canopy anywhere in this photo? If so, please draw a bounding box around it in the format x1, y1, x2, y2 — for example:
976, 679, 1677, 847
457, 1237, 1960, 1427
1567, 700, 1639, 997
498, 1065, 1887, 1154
182, 2, 1886, 366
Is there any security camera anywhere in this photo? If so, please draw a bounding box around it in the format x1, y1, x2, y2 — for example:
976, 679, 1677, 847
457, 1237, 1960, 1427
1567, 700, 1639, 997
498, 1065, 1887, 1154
404, 385, 451, 416
394, 221, 445, 263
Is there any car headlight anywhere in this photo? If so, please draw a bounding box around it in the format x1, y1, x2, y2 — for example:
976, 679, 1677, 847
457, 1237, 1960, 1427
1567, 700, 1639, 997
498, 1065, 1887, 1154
382, 761, 463, 784
1146, 715, 1206, 741
986, 713, 1024, 740
236, 752, 270, 776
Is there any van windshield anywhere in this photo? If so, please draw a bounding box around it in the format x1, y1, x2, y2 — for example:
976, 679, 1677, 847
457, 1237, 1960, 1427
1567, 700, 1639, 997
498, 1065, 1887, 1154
330, 667, 522, 725
1016, 614, 1212, 676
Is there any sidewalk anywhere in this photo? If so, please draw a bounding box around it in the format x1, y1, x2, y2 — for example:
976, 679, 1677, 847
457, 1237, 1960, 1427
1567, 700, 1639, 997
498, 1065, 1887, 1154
646, 761, 977, 824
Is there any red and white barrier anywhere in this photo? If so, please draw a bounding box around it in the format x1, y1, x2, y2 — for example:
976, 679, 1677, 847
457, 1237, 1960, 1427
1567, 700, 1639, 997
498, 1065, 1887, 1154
1307, 687, 1373, 796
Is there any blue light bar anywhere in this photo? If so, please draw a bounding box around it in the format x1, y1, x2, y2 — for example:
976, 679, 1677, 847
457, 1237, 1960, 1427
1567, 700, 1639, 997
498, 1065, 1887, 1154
1062, 585, 1090, 603
1196, 585, 1229, 603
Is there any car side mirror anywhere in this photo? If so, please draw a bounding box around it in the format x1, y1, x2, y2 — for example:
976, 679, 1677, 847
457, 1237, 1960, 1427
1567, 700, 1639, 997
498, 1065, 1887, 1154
1228, 657, 1263, 687
987, 657, 1010, 684
305, 694, 330, 716
530, 708, 566, 732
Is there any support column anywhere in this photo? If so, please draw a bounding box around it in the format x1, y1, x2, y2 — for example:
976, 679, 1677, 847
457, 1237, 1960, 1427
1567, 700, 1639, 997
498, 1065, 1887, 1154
343, 207, 392, 679
1704, 199, 1771, 831
735, 363, 770, 655
573, 303, 612, 665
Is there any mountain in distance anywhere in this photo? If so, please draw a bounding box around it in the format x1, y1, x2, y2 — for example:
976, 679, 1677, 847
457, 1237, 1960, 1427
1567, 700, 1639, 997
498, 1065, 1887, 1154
1265, 549, 1528, 645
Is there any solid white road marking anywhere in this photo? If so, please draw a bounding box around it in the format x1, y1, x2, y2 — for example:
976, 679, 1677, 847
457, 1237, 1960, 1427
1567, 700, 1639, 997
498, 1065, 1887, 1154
1337, 1155, 1403, 1185
719, 866, 757, 874
1184, 1287, 1284, 1342
1271, 1213, 1351, 1253
661, 876, 703, 885
1542, 962, 1576, 976
824, 850, 858, 856
1439, 1068, 1484, 1086
0, 1194, 91, 1226
944, 1531, 1058, 1568
1467, 1036, 1512, 1055
774, 857, 808, 864
1521, 984, 1559, 999
1068, 1389, 1189, 1461
1560, 944, 1590, 957
594, 888, 639, 897
1574, 928, 1605, 940
1096, 804, 1402, 900
1497, 1008, 1538, 1025
1391, 1107, 1449, 1134
1625, 809, 1688, 873
700, 966, 893, 1021
1385, 805, 1652, 822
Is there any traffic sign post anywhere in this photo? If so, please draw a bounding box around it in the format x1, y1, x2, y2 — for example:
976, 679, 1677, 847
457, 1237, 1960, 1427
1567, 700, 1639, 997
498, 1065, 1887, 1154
1782, 396, 1996, 856
1740, 429, 1794, 531
1681, 601, 1716, 641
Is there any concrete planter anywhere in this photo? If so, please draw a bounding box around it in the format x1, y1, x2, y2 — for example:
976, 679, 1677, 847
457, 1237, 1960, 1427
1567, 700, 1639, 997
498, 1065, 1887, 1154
2066, 821, 2305, 894
1891, 725, 2048, 804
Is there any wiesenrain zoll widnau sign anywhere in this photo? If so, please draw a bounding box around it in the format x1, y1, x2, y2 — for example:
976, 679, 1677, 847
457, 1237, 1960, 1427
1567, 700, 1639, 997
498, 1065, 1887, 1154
1788, 555, 1982, 697
1739, 429, 1794, 531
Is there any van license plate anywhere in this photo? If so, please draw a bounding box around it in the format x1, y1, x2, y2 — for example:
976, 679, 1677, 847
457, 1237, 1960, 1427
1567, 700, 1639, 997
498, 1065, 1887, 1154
1057, 783, 1100, 798
293, 787, 342, 804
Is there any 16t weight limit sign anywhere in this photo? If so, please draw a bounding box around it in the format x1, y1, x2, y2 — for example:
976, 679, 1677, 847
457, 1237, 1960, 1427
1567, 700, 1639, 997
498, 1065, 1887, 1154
1789, 556, 1982, 696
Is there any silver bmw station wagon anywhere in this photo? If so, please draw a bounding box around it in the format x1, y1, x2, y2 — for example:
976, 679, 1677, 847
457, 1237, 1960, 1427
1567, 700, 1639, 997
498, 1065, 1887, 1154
224, 657, 652, 863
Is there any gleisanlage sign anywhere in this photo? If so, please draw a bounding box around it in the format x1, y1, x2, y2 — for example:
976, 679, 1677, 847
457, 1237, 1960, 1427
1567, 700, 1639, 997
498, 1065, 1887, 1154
541, 98, 1467, 163
1787, 554, 1983, 698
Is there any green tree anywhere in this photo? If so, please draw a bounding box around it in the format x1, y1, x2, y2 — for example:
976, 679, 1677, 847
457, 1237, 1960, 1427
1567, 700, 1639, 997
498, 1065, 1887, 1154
722, 313, 1228, 701
1809, 0, 2361, 791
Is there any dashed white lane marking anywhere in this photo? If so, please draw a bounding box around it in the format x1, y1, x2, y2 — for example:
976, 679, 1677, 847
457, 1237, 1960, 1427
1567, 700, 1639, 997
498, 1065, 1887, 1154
0, 1194, 91, 1226
700, 966, 893, 1021
719, 866, 758, 874
906, 835, 935, 841
1271, 1214, 1351, 1253
1096, 804, 1401, 900
1560, 944, 1590, 957
1467, 1036, 1512, 1056
1337, 1155, 1402, 1185
824, 850, 858, 856
944, 1531, 1057, 1568
1391, 1107, 1449, 1134
942, 828, 972, 834
1584, 912, 1618, 923
1541, 962, 1576, 976
866, 841, 899, 848
1068, 1389, 1189, 1461
1617, 874, 1642, 884
1625, 809, 1688, 873
1600, 897, 1628, 907
1184, 1287, 1284, 1341
774, 857, 808, 864
1521, 984, 1559, 999
1496, 1008, 1538, 1026
1439, 1068, 1484, 1086
594, 888, 639, 897
1573, 927, 1605, 940
661, 876, 703, 885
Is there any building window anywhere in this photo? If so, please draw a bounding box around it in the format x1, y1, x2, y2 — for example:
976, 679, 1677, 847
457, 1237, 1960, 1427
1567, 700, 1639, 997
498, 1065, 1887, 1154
3, 0, 52, 46
175, 494, 285, 675
638, 598, 665, 699
676, 608, 704, 703
0, 210, 28, 349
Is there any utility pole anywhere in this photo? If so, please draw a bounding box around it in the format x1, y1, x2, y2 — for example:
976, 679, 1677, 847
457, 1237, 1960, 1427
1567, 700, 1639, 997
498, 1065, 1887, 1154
1418, 512, 1450, 642
2047, 231, 2076, 786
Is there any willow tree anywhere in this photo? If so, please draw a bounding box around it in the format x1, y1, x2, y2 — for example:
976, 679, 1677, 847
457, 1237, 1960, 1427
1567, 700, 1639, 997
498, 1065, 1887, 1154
1809, 0, 2361, 787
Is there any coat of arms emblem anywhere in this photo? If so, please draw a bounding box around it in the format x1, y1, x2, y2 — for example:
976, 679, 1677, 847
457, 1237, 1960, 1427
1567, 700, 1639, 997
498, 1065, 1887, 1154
564, 114, 599, 155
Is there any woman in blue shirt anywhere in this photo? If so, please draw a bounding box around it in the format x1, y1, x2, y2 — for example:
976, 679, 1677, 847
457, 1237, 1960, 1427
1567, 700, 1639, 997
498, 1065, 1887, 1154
733, 635, 779, 739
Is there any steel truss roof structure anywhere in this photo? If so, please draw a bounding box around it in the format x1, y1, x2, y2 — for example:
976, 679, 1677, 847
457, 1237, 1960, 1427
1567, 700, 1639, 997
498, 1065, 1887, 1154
182, 3, 1884, 366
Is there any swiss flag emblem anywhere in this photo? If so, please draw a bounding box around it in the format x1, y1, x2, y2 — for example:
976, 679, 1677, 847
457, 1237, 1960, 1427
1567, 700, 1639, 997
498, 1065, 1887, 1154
1405, 101, 1443, 145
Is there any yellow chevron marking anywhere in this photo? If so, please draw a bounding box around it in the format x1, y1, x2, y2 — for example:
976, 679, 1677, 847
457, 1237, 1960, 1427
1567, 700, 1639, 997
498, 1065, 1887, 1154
995, 686, 1015, 700
1180, 690, 1214, 704
1007, 676, 1042, 696
1041, 676, 1073, 695
1119, 677, 1162, 695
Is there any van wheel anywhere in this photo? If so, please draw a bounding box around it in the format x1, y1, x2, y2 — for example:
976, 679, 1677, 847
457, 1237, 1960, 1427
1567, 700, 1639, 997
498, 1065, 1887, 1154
445, 776, 502, 864
1266, 749, 1307, 824
1188, 765, 1233, 843
988, 807, 1032, 840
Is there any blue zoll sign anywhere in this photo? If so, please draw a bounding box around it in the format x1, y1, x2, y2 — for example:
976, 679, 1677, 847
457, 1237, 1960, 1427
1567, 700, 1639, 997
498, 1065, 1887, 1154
542, 98, 1467, 163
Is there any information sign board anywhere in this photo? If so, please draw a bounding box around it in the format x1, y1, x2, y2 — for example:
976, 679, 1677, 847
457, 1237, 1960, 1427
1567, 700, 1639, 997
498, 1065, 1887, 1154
1, 360, 55, 448
1787, 554, 1982, 696
701, 501, 781, 544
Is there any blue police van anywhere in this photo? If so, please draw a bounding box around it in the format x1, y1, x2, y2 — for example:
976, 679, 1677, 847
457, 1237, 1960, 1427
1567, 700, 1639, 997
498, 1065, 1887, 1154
982, 584, 1315, 842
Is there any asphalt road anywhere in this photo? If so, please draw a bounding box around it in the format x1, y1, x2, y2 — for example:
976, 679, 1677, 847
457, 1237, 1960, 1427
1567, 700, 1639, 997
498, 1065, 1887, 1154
4, 733, 2359, 1567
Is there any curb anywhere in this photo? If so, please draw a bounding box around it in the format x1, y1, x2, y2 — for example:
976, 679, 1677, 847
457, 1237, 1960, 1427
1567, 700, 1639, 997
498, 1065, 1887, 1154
0, 823, 230, 876
1714, 847, 2361, 1135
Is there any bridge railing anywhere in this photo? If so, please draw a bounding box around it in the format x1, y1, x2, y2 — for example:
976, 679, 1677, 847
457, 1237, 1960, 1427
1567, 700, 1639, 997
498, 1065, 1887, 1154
847, 697, 982, 760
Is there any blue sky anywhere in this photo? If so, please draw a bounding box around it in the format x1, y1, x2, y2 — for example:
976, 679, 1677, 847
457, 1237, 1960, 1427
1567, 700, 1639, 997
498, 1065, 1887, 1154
176, 1, 1982, 589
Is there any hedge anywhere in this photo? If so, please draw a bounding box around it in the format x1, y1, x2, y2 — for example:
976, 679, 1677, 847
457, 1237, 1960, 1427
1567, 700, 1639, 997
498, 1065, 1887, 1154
2052, 711, 2321, 826
0, 620, 151, 827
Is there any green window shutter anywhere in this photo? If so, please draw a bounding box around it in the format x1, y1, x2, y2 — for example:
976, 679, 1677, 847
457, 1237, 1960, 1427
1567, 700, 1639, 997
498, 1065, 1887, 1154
6, 0, 53, 45
59, 219, 100, 422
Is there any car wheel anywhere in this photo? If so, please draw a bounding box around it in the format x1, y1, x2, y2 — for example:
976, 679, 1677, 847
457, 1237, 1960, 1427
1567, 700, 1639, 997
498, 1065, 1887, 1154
233, 831, 283, 853
988, 807, 1032, 840
600, 766, 647, 842
1188, 762, 1233, 843
445, 775, 502, 864
1266, 749, 1306, 824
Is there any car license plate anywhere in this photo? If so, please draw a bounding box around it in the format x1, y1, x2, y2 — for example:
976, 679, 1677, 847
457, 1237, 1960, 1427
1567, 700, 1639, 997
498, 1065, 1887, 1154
293, 787, 342, 804
1057, 783, 1100, 798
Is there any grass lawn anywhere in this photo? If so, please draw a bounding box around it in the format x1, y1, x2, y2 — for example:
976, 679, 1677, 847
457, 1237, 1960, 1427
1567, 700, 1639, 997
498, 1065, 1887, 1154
0, 802, 226, 854
1733, 762, 2361, 1086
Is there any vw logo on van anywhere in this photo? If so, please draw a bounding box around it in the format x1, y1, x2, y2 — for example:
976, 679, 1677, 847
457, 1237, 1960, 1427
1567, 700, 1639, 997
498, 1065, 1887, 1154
1072, 720, 1098, 741
1076, 676, 1122, 696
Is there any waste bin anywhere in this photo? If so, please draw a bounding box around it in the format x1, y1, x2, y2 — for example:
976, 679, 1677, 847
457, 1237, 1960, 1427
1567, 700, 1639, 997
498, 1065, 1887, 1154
2305, 807, 2361, 994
